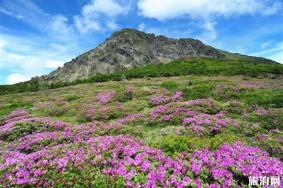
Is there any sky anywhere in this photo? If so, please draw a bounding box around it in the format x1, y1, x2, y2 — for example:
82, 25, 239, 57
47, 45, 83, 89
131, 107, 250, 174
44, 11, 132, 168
0, 0, 282, 85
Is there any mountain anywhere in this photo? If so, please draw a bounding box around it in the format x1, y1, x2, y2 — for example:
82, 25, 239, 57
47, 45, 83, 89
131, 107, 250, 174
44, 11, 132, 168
34, 28, 276, 84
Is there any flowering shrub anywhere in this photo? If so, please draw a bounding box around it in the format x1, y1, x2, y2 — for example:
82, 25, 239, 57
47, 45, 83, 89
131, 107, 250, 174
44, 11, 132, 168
123, 87, 134, 101
255, 108, 269, 115
7, 131, 72, 153
96, 91, 117, 104
0, 135, 192, 187
187, 99, 215, 106
150, 101, 235, 134
116, 113, 144, 125
183, 112, 233, 134
241, 81, 263, 89
1, 135, 283, 187
86, 103, 124, 121
150, 91, 183, 105
4, 109, 30, 124
254, 130, 283, 159
1, 109, 283, 187
247, 108, 282, 131
190, 141, 283, 187
150, 103, 194, 122
0, 117, 67, 142
86, 108, 97, 120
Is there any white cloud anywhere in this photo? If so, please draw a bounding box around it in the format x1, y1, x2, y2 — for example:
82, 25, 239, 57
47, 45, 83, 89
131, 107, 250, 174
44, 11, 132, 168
50, 15, 72, 35
0, 8, 23, 19
106, 20, 119, 30
6, 73, 27, 84
74, 0, 131, 34
0, 34, 74, 84
137, 0, 282, 20
74, 15, 101, 34
45, 60, 65, 69
138, 23, 145, 31
0, 0, 49, 30
197, 19, 217, 43
0, 38, 6, 50
137, 0, 282, 43
90, 0, 130, 17
263, 2, 282, 15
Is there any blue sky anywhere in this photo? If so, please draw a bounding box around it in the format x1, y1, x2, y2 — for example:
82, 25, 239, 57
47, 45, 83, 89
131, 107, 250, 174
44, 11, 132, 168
0, 0, 282, 84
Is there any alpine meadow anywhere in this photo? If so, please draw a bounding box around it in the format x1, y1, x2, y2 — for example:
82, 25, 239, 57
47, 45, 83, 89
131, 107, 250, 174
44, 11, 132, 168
0, 0, 283, 187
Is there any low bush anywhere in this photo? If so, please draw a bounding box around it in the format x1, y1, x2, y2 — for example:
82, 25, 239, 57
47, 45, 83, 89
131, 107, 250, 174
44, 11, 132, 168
64, 94, 80, 101
161, 80, 178, 92
239, 88, 283, 108
181, 84, 214, 99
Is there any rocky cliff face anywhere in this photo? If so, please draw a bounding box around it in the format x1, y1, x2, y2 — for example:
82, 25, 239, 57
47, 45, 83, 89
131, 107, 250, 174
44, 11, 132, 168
38, 29, 225, 83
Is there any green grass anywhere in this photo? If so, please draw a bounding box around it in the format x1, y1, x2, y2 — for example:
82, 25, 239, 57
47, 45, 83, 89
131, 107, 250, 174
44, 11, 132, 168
64, 94, 81, 101
239, 88, 283, 108
0, 100, 33, 117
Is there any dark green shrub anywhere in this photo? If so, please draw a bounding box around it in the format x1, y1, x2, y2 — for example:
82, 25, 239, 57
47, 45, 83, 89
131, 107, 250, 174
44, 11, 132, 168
47, 106, 68, 116
64, 94, 80, 101
0, 101, 32, 117
153, 135, 191, 155
117, 87, 134, 102
161, 81, 178, 92
0, 121, 52, 141
239, 89, 283, 108
47, 166, 125, 188
247, 111, 283, 131
181, 84, 214, 99
152, 133, 246, 155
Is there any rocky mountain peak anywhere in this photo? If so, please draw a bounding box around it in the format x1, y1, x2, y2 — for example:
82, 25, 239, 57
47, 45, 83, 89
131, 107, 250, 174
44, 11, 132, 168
37, 28, 226, 83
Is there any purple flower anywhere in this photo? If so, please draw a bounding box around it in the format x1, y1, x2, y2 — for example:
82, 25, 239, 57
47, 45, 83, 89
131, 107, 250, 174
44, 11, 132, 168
96, 91, 117, 104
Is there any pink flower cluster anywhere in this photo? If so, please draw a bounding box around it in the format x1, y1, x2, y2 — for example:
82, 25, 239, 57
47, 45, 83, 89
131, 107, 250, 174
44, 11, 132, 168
4, 109, 30, 124
190, 141, 283, 187
241, 81, 263, 89
150, 101, 234, 134
0, 116, 68, 140
96, 91, 117, 104
0, 111, 99, 153
1, 109, 283, 187
86, 103, 124, 121
186, 98, 215, 106
255, 108, 269, 115
117, 113, 144, 125
1, 133, 283, 187
86, 108, 96, 120
8, 131, 72, 153
150, 91, 183, 105
125, 86, 134, 97
89, 135, 192, 187
183, 112, 232, 134
151, 101, 207, 121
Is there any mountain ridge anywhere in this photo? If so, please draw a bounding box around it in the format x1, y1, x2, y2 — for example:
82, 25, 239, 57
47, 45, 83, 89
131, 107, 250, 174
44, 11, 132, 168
34, 28, 277, 84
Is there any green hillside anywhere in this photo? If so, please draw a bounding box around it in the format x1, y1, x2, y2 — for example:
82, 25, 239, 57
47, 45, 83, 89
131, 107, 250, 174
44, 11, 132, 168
1, 57, 282, 95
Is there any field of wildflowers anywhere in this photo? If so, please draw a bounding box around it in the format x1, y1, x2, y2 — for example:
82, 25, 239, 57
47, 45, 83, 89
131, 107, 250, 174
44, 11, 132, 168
0, 75, 282, 187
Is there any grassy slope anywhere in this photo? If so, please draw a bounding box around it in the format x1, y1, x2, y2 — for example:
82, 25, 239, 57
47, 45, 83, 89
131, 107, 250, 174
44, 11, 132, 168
1, 74, 282, 155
